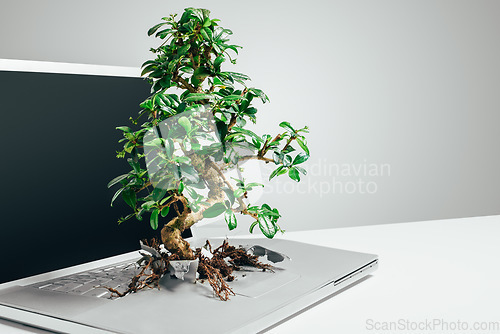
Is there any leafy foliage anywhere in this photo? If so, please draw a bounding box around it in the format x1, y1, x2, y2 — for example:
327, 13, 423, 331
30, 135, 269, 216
109, 7, 310, 240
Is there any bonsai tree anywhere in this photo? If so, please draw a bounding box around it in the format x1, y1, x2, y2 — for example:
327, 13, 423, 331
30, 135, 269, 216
108, 7, 309, 298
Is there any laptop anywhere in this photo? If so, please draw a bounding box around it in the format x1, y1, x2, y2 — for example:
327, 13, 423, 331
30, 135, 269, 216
0, 59, 378, 334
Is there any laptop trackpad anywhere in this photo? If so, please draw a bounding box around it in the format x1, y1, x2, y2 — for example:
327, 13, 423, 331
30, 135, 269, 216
0, 286, 111, 318
231, 268, 300, 298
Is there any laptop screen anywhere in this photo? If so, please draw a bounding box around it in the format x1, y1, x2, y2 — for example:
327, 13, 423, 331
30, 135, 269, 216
0, 65, 161, 284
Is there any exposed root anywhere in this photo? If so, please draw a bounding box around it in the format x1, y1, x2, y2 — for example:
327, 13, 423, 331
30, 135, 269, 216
103, 238, 174, 297
195, 239, 272, 300
197, 260, 235, 301
104, 238, 272, 301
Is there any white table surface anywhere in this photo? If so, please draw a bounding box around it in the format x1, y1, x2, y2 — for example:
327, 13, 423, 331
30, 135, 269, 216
269, 215, 500, 334
1, 215, 499, 334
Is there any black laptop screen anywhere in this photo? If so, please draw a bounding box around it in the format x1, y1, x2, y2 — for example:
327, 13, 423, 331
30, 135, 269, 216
0, 69, 159, 283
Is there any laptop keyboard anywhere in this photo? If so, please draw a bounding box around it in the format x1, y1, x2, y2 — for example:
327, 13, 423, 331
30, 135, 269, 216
28, 260, 142, 299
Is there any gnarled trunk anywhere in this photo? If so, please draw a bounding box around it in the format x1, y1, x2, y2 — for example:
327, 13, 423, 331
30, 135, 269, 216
160, 153, 226, 259
161, 224, 195, 260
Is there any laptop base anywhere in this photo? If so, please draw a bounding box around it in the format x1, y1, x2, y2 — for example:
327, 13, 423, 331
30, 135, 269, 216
0, 238, 377, 334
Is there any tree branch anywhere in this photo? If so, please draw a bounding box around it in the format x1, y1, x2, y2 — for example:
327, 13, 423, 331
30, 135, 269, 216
239, 208, 258, 220
282, 137, 294, 152
173, 76, 196, 93
138, 182, 152, 192
237, 155, 274, 163
259, 133, 281, 157
206, 159, 246, 210
227, 114, 237, 131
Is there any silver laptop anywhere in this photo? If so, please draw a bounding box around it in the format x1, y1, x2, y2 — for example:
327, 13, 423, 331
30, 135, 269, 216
0, 59, 378, 334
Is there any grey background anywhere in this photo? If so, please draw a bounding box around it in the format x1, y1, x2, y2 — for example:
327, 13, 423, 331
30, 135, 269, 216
2, 0, 499, 231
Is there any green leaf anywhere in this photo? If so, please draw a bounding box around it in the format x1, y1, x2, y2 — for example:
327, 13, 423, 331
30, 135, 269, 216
231, 177, 244, 187
246, 205, 259, 214
221, 71, 249, 84
140, 99, 153, 110
141, 64, 156, 77
184, 93, 214, 102
127, 158, 140, 173
214, 56, 225, 71
203, 17, 212, 27
222, 94, 242, 101
152, 187, 168, 202
122, 188, 136, 210
292, 152, 309, 165
150, 209, 159, 230
110, 187, 124, 207
178, 44, 191, 56
263, 207, 281, 218
296, 137, 310, 155
231, 127, 263, 144
269, 166, 284, 180
283, 154, 293, 167
249, 220, 258, 234
288, 167, 300, 182
200, 27, 212, 41
239, 93, 253, 110
107, 174, 128, 188
297, 126, 309, 133
258, 214, 278, 239
118, 213, 135, 225
141, 59, 156, 67
279, 121, 295, 133
233, 188, 245, 198
246, 182, 264, 190
186, 186, 199, 199
160, 195, 172, 205
191, 67, 211, 86
164, 138, 175, 158
159, 76, 172, 89
178, 180, 185, 193
161, 206, 170, 217
295, 166, 307, 175
155, 28, 176, 39
251, 137, 262, 150
179, 66, 194, 74
141, 200, 156, 210
243, 107, 258, 115
178, 116, 192, 133
136, 208, 144, 221
224, 209, 237, 230
222, 187, 235, 206
201, 8, 211, 21
203, 203, 227, 218
174, 156, 191, 164
248, 88, 269, 103
148, 22, 167, 36
180, 164, 199, 183
216, 120, 228, 141
116, 126, 131, 133
282, 145, 295, 154
261, 203, 272, 211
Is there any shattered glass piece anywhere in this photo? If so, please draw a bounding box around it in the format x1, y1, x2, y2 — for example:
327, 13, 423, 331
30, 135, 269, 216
139, 240, 161, 258
168, 259, 199, 282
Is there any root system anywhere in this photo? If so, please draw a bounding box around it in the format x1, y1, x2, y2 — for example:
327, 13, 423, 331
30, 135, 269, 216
104, 239, 272, 301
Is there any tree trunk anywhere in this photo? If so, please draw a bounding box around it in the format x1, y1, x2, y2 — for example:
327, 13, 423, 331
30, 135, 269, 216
160, 153, 226, 259
161, 223, 195, 260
